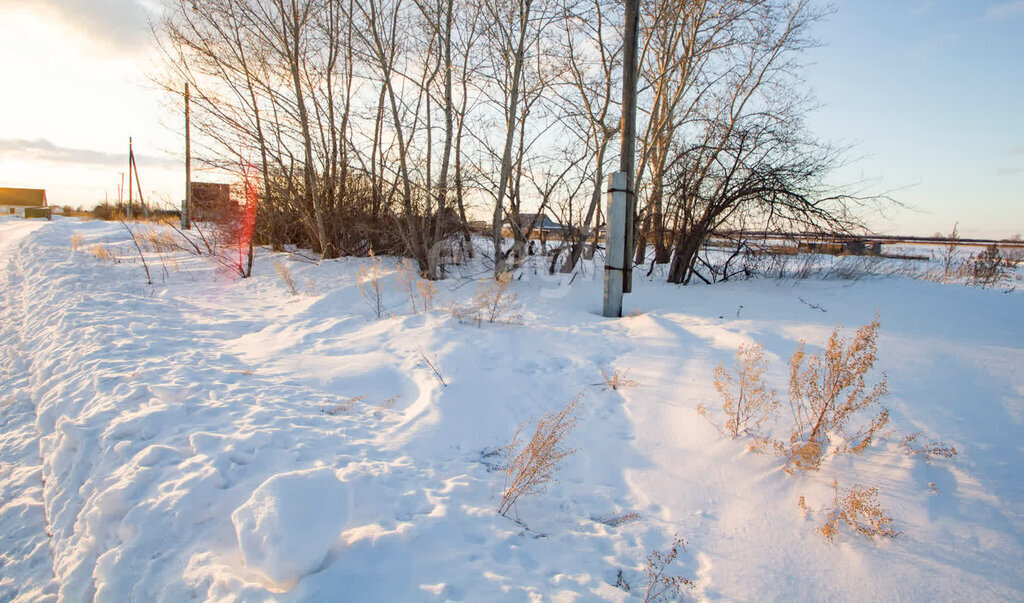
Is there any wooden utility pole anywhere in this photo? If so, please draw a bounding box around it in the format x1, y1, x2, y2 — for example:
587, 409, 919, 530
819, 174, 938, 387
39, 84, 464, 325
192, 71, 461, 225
127, 137, 133, 220
620, 0, 639, 294
603, 0, 640, 317
183, 83, 192, 229
131, 148, 148, 219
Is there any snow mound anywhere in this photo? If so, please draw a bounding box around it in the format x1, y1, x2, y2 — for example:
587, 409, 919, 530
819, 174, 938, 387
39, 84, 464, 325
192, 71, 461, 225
231, 467, 351, 584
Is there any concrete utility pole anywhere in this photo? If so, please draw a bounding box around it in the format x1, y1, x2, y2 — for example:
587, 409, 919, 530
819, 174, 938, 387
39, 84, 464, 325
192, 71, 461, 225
603, 0, 640, 317
183, 83, 192, 230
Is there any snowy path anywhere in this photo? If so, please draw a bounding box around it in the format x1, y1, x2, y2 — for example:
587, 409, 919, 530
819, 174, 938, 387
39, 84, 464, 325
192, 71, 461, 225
0, 218, 58, 601
0, 217, 1021, 600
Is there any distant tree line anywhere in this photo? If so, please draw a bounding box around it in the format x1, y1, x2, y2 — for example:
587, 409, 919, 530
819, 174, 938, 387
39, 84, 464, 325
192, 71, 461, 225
157, 0, 876, 283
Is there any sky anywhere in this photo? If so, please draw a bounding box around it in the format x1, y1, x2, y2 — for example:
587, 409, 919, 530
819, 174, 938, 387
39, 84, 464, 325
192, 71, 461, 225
0, 0, 1021, 238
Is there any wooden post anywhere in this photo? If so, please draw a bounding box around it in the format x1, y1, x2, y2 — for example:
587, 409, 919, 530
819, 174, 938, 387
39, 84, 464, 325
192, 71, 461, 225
602, 0, 640, 316
132, 150, 148, 219
127, 137, 133, 220
183, 83, 192, 229
620, 0, 640, 293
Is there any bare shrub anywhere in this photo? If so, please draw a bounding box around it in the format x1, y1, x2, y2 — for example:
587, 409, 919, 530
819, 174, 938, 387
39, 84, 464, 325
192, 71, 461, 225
901, 432, 957, 460
275, 261, 299, 296
818, 480, 901, 543
780, 315, 889, 471
498, 396, 581, 517
599, 367, 639, 391
452, 272, 523, 327
70, 234, 83, 250
707, 342, 779, 438
644, 534, 695, 602
971, 244, 1009, 287
940, 223, 961, 284
357, 250, 385, 317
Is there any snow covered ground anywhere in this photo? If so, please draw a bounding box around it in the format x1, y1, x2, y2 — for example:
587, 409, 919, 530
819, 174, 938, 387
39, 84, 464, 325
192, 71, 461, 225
1, 215, 1022, 601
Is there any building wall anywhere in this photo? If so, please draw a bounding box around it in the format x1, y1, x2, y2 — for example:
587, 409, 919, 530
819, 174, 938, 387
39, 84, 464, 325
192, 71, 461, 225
0, 188, 47, 207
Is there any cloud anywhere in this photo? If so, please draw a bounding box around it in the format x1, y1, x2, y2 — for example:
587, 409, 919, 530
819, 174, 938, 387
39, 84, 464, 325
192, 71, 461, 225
984, 1, 1024, 19
996, 167, 1023, 176
909, 1, 934, 17
5, 0, 154, 51
0, 138, 175, 168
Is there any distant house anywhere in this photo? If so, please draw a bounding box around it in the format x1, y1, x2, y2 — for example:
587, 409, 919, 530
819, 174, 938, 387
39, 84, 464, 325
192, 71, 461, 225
0, 187, 50, 219
504, 213, 565, 234
190, 182, 235, 223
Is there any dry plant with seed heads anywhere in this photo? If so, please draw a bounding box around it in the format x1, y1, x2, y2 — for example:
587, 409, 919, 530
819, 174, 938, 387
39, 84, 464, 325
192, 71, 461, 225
818, 480, 901, 543
378, 395, 400, 409
321, 396, 365, 415
703, 342, 779, 439
901, 432, 958, 460
598, 368, 639, 391
498, 396, 581, 518
644, 534, 695, 602
275, 261, 299, 296
70, 234, 83, 251
394, 257, 438, 314
780, 315, 889, 471
356, 250, 385, 317
596, 511, 641, 527
417, 278, 438, 311
396, 259, 422, 313
797, 495, 810, 518
451, 272, 523, 326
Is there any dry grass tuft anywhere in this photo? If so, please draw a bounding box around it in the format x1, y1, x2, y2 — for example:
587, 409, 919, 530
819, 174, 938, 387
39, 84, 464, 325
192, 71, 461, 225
395, 258, 438, 313
70, 234, 84, 251
140, 229, 178, 253
92, 244, 116, 262
818, 480, 901, 542
498, 396, 581, 517
356, 250, 385, 317
452, 272, 522, 326
275, 261, 299, 296
599, 367, 638, 391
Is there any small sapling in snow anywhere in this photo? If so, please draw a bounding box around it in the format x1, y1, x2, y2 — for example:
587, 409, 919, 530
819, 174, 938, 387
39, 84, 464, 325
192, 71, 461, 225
700, 342, 778, 441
